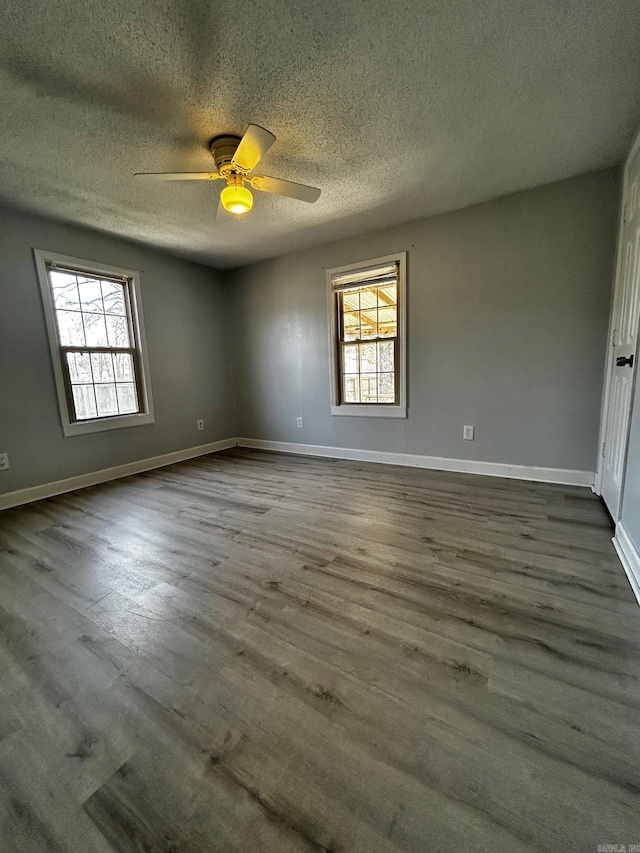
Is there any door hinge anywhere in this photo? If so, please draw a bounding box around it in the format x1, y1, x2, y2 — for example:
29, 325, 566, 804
602, 442, 606, 458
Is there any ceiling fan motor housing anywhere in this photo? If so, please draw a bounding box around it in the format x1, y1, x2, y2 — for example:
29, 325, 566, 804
210, 135, 242, 175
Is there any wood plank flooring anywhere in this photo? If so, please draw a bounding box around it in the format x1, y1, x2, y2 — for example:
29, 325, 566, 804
1, 447, 639, 852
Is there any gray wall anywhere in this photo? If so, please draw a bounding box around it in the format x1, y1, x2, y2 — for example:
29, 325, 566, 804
229, 168, 620, 472
0, 167, 621, 496
0, 206, 235, 494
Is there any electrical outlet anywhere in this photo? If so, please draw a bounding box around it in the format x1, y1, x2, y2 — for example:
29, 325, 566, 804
0, 453, 9, 470
296, 416, 303, 428
197, 419, 204, 431
463, 425, 474, 441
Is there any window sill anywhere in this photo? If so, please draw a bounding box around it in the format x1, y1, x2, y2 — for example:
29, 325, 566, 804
62, 412, 155, 437
331, 405, 406, 419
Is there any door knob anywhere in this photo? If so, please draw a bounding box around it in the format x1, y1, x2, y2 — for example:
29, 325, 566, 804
616, 354, 635, 367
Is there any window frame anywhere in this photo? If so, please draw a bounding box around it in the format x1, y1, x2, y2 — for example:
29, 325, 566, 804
34, 249, 155, 437
327, 251, 407, 418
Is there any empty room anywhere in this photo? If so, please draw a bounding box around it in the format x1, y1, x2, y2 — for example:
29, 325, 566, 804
2, 1, 640, 850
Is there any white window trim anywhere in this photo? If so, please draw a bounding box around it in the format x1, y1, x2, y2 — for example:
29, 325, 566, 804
327, 251, 407, 418
34, 249, 155, 437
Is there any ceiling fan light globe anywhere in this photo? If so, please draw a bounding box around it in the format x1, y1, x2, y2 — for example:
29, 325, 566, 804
221, 184, 253, 215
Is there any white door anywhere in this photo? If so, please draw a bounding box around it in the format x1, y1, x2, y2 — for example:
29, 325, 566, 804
600, 144, 640, 518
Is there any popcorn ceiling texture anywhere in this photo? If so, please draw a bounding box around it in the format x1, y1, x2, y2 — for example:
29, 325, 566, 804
0, 0, 639, 268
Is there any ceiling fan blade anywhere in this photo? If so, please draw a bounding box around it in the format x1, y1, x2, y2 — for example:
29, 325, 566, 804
250, 174, 321, 203
133, 172, 221, 181
231, 125, 276, 173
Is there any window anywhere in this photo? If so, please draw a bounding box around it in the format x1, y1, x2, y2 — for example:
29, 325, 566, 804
34, 250, 154, 436
328, 252, 406, 417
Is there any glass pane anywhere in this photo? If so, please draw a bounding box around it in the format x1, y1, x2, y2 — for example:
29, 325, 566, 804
116, 383, 138, 414
78, 278, 104, 313
106, 314, 131, 347
114, 352, 134, 381
343, 311, 360, 341
101, 281, 127, 315
377, 340, 395, 372
91, 352, 114, 382
336, 276, 400, 406
360, 373, 377, 403
50, 272, 80, 310
83, 313, 108, 347
359, 287, 377, 310
56, 310, 86, 346
378, 305, 397, 338
343, 375, 360, 403
360, 309, 378, 339
72, 385, 97, 420
378, 372, 395, 402
342, 344, 358, 374
378, 283, 397, 306
360, 342, 377, 372
67, 352, 92, 383
95, 383, 118, 416
342, 291, 360, 311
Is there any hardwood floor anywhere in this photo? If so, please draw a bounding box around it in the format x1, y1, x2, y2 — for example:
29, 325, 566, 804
1, 448, 639, 852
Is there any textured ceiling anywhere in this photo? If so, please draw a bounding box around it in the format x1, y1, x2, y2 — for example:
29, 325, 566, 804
1, 1, 640, 268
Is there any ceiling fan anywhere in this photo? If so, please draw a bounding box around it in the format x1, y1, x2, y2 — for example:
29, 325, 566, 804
134, 124, 321, 216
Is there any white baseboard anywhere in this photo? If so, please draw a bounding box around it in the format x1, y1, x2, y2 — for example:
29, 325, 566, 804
0, 438, 237, 511
613, 522, 640, 606
236, 437, 594, 487
0, 435, 596, 513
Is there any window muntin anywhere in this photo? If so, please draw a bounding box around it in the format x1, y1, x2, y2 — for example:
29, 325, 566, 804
338, 280, 397, 403
49, 267, 141, 420
328, 254, 406, 417
35, 250, 154, 436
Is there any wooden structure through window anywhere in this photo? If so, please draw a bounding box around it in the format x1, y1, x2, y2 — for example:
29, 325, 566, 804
332, 260, 400, 405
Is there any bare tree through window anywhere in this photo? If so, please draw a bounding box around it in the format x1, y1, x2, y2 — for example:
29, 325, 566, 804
49, 269, 141, 420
